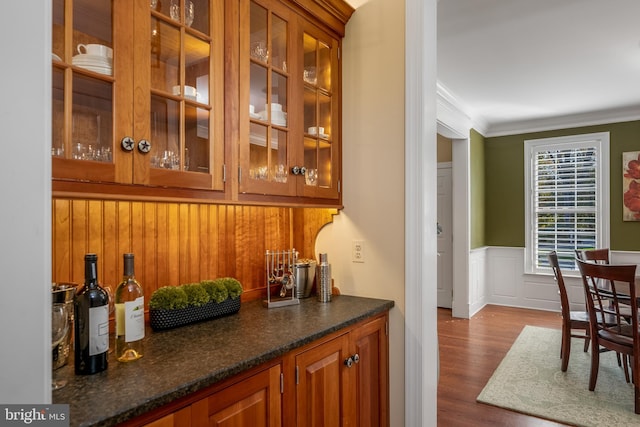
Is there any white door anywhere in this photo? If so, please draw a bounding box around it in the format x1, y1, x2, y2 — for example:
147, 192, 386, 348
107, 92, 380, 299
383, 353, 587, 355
437, 164, 453, 308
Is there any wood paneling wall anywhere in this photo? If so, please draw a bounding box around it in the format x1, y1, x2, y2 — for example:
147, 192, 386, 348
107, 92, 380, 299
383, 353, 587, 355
52, 198, 337, 304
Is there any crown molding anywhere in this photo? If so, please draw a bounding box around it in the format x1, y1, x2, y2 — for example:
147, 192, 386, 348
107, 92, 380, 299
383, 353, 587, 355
483, 106, 640, 137
436, 81, 487, 137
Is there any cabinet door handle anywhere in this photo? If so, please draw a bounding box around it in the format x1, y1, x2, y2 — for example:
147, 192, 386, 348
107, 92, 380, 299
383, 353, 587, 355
291, 166, 301, 175
344, 356, 353, 368
300, 166, 307, 175
352, 353, 360, 364
121, 136, 135, 152
137, 139, 151, 154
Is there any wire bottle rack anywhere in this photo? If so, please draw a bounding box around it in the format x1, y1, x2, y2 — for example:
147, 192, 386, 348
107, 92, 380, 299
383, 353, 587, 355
263, 248, 300, 308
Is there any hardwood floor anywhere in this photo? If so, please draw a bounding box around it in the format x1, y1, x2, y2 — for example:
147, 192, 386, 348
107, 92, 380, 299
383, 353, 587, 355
437, 304, 570, 426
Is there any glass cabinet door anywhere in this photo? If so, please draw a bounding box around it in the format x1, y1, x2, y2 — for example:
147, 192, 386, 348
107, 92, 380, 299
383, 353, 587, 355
52, 0, 223, 192
239, 0, 295, 196
138, 0, 223, 190
300, 25, 340, 199
52, 0, 124, 183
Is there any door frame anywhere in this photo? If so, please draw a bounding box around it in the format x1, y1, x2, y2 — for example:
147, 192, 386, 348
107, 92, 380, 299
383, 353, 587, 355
437, 83, 473, 319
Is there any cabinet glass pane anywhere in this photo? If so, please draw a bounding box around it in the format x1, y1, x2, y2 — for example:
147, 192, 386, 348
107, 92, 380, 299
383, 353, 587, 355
303, 87, 317, 132
303, 34, 317, 86
185, 105, 209, 173
272, 129, 288, 182
250, 123, 268, 180
250, 63, 268, 119
318, 41, 331, 91
156, 0, 204, 31
250, 2, 268, 63
52, 0, 64, 61
304, 138, 318, 186
318, 140, 332, 188
71, 75, 113, 162
190, 0, 209, 35
272, 15, 287, 71
319, 93, 331, 139
271, 71, 287, 127
150, 96, 180, 169
52, 68, 65, 157
185, 34, 210, 104
151, 18, 180, 93
73, 0, 113, 57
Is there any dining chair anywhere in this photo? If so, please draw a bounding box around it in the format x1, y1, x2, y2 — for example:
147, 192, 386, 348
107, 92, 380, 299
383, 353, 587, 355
576, 259, 639, 413
548, 251, 591, 371
582, 248, 610, 264
577, 247, 634, 362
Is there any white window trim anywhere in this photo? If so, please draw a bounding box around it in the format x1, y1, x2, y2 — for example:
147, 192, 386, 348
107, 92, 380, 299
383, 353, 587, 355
524, 132, 610, 275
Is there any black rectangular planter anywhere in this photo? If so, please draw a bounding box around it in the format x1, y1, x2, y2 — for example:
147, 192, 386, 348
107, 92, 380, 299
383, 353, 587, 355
149, 297, 241, 331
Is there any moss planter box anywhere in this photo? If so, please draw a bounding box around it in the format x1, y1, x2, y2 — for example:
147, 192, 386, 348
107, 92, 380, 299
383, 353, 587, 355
150, 297, 241, 331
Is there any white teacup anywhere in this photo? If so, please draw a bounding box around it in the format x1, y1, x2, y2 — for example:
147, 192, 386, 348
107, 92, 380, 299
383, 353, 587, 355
308, 126, 324, 135
172, 85, 197, 98
77, 44, 113, 59
184, 85, 197, 98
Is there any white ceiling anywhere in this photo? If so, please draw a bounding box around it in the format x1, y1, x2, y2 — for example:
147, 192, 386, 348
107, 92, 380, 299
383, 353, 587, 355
437, 0, 640, 135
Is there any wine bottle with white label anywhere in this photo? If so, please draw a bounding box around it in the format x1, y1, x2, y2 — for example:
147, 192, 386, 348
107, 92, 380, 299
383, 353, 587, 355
115, 253, 144, 362
74, 253, 109, 375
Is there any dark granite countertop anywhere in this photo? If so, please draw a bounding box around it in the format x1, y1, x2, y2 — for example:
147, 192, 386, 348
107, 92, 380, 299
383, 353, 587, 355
53, 295, 394, 427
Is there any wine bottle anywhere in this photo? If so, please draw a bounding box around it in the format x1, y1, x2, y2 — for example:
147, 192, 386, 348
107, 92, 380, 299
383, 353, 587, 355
74, 253, 109, 375
115, 253, 144, 362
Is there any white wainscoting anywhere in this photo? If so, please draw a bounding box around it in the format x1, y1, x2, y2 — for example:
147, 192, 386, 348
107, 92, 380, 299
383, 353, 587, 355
472, 247, 640, 315
469, 247, 488, 316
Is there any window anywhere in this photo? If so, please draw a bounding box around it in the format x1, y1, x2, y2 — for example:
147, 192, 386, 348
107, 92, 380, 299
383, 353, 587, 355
524, 132, 609, 274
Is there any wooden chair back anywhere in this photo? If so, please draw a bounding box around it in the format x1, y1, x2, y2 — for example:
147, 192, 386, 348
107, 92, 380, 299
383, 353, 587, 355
576, 259, 640, 412
548, 251, 571, 320
577, 248, 610, 264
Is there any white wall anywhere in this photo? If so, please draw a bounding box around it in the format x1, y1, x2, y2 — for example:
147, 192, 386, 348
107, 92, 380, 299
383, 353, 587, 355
317, 0, 438, 424
0, 1, 51, 403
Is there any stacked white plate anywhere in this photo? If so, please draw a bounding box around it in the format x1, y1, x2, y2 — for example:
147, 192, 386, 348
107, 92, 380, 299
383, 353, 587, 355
72, 54, 113, 76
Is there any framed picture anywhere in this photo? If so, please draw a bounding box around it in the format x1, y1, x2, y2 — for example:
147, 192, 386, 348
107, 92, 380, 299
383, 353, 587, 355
623, 151, 640, 221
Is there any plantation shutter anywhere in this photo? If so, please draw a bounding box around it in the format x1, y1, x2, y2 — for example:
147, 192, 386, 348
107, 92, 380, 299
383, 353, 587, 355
533, 144, 597, 270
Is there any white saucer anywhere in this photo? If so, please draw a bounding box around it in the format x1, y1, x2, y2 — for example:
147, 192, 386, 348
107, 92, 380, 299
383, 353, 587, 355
74, 64, 113, 75
52, 53, 62, 61
250, 112, 261, 119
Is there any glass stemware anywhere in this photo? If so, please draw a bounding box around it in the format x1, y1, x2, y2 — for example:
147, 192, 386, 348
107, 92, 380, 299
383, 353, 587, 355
185, 1, 194, 27
51, 303, 69, 390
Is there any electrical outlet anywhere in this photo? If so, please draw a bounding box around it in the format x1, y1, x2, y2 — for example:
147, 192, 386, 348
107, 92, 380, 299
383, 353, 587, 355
352, 240, 365, 263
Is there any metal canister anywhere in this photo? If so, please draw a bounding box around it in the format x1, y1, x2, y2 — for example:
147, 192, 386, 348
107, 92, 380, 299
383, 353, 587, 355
294, 259, 317, 299
52, 282, 78, 369
316, 253, 332, 303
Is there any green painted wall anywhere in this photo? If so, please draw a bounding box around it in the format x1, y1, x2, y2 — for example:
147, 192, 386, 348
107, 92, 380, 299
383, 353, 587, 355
470, 129, 486, 248
484, 120, 640, 250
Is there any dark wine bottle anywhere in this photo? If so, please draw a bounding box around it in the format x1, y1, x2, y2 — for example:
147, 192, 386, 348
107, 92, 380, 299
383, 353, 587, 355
74, 253, 109, 375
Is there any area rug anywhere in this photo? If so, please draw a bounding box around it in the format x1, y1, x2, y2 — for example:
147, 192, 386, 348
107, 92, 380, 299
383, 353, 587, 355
477, 325, 638, 426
